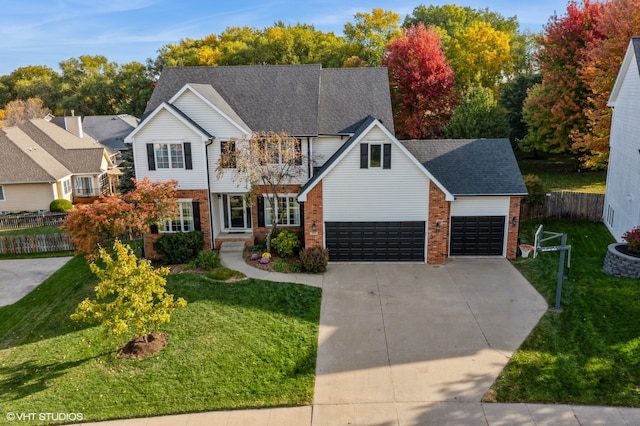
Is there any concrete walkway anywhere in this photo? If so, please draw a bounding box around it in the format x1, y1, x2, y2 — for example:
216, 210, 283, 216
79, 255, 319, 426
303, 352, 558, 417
78, 243, 640, 425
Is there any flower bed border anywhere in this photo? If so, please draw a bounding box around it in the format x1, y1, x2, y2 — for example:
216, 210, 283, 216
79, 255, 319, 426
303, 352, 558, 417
602, 243, 640, 278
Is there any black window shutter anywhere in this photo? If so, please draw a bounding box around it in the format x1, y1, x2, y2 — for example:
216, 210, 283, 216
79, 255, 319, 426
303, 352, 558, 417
360, 143, 369, 169
383, 144, 391, 169
257, 196, 265, 227
146, 144, 156, 170
295, 138, 302, 165
184, 142, 192, 169
150, 224, 159, 234
192, 201, 201, 231
299, 202, 304, 229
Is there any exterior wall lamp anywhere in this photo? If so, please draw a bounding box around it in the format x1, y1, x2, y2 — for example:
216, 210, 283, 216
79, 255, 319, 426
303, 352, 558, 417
511, 216, 518, 227
435, 221, 441, 232
310, 220, 318, 235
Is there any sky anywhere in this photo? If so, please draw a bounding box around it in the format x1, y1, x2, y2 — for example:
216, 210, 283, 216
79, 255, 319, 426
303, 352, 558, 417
0, 0, 572, 76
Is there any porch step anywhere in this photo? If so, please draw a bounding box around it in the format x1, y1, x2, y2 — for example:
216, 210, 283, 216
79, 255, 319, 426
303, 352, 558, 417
219, 241, 246, 253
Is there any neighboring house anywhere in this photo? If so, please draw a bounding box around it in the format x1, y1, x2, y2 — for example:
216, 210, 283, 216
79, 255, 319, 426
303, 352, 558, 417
0, 118, 114, 213
604, 37, 640, 241
127, 64, 526, 264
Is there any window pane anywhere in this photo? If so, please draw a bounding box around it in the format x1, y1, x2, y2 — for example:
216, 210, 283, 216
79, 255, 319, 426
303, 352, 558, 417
155, 144, 169, 168
265, 197, 274, 226
180, 202, 193, 231
0, 186, 4, 201
288, 198, 300, 225
170, 144, 184, 168
370, 144, 381, 167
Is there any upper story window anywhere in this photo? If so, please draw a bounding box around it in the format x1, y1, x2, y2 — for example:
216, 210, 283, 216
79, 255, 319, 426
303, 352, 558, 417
360, 143, 391, 169
0, 185, 5, 201
146, 142, 192, 171
259, 137, 302, 165
220, 141, 236, 168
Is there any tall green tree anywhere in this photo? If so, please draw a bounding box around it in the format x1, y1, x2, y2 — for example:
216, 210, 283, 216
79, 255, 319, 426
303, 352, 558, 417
343, 8, 402, 66
58, 55, 119, 115
520, 0, 605, 162
444, 87, 509, 138
498, 73, 542, 145
383, 24, 457, 139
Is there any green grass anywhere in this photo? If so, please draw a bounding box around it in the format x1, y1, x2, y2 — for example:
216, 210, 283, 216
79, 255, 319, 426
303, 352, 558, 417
518, 153, 607, 193
0, 257, 321, 424
0, 226, 64, 236
493, 220, 640, 406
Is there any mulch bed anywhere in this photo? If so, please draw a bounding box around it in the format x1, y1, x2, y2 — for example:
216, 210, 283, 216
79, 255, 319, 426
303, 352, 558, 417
119, 331, 168, 360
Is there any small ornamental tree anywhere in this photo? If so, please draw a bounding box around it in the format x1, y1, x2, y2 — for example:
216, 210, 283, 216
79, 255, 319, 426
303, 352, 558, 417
61, 177, 177, 260
217, 131, 306, 252
71, 240, 187, 344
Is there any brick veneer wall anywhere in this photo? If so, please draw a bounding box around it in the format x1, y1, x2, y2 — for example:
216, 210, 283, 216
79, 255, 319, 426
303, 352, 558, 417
144, 189, 211, 260
303, 181, 323, 248
506, 196, 522, 259
250, 184, 302, 243
427, 181, 450, 265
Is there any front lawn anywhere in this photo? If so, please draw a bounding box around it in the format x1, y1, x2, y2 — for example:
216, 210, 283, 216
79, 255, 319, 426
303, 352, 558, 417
0, 256, 321, 424
493, 220, 640, 406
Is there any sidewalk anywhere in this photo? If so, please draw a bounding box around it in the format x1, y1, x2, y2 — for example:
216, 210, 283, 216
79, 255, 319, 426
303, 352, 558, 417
82, 244, 640, 425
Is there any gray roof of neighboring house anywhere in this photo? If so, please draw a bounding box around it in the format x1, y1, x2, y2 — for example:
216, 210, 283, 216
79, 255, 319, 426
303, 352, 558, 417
145, 65, 394, 136
634, 37, 640, 70
50, 115, 137, 151
401, 138, 527, 196
0, 119, 108, 184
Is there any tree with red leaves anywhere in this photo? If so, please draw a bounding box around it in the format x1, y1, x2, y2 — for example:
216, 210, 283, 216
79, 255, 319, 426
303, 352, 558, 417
383, 23, 458, 139
520, 0, 605, 163
62, 177, 178, 260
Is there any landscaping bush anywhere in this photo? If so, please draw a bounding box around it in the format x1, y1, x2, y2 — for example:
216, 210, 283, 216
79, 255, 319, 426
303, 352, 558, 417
189, 250, 221, 270
622, 227, 640, 254
271, 229, 300, 257
273, 258, 288, 272
300, 247, 329, 273
153, 231, 204, 264
522, 174, 546, 204
49, 198, 73, 212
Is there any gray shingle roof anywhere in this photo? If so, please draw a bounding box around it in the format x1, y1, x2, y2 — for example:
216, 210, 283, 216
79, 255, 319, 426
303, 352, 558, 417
145, 65, 394, 136
0, 131, 69, 183
80, 115, 137, 151
633, 37, 640, 75
401, 139, 527, 196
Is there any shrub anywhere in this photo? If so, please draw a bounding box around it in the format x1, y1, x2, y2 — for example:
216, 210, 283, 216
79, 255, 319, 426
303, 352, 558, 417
49, 198, 73, 212
189, 250, 221, 270
262, 252, 272, 259
271, 229, 301, 257
153, 231, 204, 264
300, 246, 329, 273
260, 257, 270, 264
250, 253, 260, 261
273, 258, 288, 272
522, 174, 546, 205
622, 227, 640, 254
250, 240, 267, 253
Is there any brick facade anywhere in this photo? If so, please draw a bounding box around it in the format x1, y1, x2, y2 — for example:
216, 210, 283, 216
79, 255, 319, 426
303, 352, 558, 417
303, 181, 324, 248
144, 189, 211, 260
427, 181, 450, 265
506, 196, 522, 260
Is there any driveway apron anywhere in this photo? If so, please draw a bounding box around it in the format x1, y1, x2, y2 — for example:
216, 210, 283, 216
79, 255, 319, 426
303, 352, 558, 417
313, 258, 548, 408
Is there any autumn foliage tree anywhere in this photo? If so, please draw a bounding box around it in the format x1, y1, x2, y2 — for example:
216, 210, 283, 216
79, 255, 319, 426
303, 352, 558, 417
61, 178, 178, 260
71, 239, 187, 346
383, 23, 457, 139
520, 0, 605, 162
1, 97, 50, 127
217, 131, 305, 252
573, 0, 640, 168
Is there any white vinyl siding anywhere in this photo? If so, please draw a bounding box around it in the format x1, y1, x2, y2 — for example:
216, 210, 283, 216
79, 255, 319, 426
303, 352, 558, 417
322, 128, 429, 221
311, 136, 346, 169
450, 197, 510, 216
604, 53, 640, 242
131, 109, 208, 190
172, 90, 247, 139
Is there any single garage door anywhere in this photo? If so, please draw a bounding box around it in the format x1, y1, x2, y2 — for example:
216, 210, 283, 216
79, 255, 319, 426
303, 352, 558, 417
450, 216, 505, 256
325, 221, 425, 261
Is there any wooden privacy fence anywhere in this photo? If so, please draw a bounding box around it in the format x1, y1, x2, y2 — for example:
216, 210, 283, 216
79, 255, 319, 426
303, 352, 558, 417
520, 191, 605, 222
0, 234, 74, 254
0, 213, 69, 230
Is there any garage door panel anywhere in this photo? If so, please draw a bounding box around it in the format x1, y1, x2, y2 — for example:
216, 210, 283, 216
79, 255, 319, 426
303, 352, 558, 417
450, 216, 505, 256
326, 221, 425, 261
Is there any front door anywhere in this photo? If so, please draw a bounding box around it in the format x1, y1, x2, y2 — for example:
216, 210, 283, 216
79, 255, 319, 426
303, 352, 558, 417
223, 194, 251, 230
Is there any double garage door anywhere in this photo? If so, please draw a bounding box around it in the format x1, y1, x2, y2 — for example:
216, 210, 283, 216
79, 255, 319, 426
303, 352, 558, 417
325, 221, 425, 261
325, 216, 505, 261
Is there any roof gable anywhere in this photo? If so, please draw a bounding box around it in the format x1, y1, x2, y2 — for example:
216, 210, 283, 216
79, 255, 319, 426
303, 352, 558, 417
144, 65, 394, 136
126, 102, 213, 143
608, 37, 640, 106
401, 139, 527, 196
298, 117, 452, 202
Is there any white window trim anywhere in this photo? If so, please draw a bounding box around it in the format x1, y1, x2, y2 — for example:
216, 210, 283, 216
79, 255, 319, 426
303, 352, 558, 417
264, 194, 301, 226
155, 142, 185, 169
159, 199, 194, 233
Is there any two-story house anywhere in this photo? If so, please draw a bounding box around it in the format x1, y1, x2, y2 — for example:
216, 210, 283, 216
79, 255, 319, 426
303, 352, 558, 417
126, 65, 526, 264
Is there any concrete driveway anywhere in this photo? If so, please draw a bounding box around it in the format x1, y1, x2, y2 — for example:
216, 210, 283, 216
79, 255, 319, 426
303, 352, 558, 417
0, 257, 73, 307
313, 258, 548, 424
